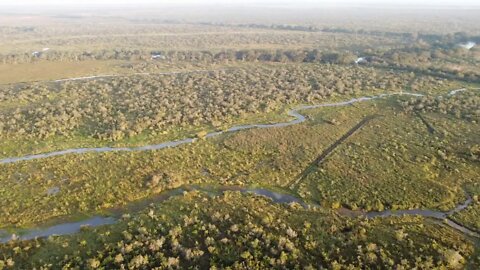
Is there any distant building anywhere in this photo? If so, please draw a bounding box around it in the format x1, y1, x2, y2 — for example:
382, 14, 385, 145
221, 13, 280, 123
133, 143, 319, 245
32, 48, 50, 57
458, 41, 476, 50
151, 53, 166, 60
355, 57, 367, 64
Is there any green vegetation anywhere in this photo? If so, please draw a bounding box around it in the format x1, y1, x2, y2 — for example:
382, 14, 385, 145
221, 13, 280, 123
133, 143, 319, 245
451, 184, 480, 232
1, 93, 478, 228
402, 91, 480, 122
0, 5, 479, 268
1, 191, 477, 269
0, 64, 454, 158
295, 96, 479, 212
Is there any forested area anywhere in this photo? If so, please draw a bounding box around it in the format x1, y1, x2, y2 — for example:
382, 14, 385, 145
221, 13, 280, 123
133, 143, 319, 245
1, 42, 478, 83
2, 17, 479, 84
402, 91, 480, 122
1, 93, 476, 228
0, 191, 476, 269
0, 65, 445, 142
0, 48, 356, 65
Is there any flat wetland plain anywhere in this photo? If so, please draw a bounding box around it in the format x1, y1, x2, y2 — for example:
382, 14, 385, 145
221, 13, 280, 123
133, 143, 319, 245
0, 5, 479, 269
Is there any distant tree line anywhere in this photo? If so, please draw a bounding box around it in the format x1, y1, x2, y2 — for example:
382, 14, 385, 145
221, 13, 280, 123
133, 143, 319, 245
195, 22, 480, 45
0, 48, 358, 65
4, 45, 477, 83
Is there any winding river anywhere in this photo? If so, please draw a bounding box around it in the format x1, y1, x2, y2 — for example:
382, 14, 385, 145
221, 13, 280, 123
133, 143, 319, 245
0, 87, 478, 243
0, 92, 424, 165
1, 185, 477, 243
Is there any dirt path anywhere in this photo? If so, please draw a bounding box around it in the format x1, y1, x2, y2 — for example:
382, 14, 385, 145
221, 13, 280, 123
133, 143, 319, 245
289, 115, 378, 189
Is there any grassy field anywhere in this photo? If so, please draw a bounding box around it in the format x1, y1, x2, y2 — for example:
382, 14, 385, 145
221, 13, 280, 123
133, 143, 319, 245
0, 61, 127, 84
297, 98, 480, 212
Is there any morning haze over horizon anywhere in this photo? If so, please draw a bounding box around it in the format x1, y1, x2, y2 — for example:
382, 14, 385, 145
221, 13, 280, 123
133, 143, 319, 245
1, 0, 480, 7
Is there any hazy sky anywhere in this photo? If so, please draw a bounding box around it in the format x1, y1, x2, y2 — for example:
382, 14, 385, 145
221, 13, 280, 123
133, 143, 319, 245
2, 0, 480, 6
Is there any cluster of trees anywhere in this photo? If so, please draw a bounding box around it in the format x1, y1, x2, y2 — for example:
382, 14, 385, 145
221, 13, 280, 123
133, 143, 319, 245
3, 43, 478, 84
5, 19, 478, 86
199, 21, 480, 45
401, 91, 480, 121
363, 45, 480, 83
0, 191, 474, 269
199, 22, 319, 32
0, 65, 420, 141
0, 48, 360, 65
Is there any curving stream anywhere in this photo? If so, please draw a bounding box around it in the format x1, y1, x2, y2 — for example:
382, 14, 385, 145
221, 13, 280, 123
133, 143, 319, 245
0, 87, 477, 243
1, 185, 477, 243
0, 92, 425, 165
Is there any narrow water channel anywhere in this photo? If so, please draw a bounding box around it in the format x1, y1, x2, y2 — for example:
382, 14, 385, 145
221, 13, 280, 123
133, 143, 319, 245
1, 185, 477, 243
0, 92, 427, 165
1, 88, 476, 243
